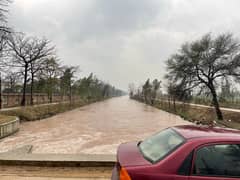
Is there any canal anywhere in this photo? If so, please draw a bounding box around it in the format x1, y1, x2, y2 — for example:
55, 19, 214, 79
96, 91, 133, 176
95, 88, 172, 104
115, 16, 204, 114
0, 96, 191, 154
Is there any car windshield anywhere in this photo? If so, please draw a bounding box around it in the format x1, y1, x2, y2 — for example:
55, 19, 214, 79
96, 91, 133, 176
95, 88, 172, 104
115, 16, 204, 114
139, 128, 185, 163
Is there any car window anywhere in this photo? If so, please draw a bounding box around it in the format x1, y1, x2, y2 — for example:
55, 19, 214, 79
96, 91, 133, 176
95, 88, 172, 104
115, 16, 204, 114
139, 128, 185, 163
193, 144, 240, 177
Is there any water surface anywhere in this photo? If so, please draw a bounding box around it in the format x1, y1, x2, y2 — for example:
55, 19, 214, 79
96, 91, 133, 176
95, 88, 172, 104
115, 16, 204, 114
0, 96, 191, 154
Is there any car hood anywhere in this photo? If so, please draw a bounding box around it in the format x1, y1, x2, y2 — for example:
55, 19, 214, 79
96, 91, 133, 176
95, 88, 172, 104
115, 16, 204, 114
117, 142, 152, 167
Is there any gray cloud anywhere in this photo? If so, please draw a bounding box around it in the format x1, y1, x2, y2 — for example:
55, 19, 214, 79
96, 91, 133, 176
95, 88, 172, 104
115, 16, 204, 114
8, 0, 240, 90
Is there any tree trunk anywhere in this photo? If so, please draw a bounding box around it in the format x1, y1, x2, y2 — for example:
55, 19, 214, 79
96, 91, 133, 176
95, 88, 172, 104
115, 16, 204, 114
69, 82, 72, 105
30, 74, 34, 105
144, 94, 147, 104
21, 64, 28, 106
50, 93, 53, 103
151, 92, 156, 105
209, 84, 223, 121
173, 97, 176, 112
168, 96, 171, 109
0, 72, 2, 109
49, 78, 53, 103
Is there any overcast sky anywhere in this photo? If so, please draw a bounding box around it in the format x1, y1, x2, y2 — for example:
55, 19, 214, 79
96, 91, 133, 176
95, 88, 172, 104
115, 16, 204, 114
9, 0, 240, 90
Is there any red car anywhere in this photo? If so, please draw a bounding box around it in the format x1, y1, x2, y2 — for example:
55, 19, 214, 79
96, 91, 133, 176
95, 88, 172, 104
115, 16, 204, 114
112, 125, 240, 180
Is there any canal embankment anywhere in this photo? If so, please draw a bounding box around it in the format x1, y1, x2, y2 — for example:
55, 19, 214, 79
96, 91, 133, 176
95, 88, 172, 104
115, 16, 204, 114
132, 97, 240, 129
0, 115, 19, 139
0, 98, 108, 122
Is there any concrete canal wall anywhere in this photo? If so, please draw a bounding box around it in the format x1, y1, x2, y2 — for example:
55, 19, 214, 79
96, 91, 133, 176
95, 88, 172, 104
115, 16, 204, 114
0, 118, 20, 139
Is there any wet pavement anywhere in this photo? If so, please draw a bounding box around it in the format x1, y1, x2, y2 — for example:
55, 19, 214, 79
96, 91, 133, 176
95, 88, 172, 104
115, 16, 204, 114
0, 96, 191, 154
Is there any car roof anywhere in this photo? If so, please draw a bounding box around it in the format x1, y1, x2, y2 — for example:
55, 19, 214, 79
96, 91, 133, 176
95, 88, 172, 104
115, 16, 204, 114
172, 125, 240, 140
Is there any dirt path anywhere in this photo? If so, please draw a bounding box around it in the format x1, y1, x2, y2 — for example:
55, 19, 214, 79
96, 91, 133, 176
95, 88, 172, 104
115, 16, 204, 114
0, 96, 191, 154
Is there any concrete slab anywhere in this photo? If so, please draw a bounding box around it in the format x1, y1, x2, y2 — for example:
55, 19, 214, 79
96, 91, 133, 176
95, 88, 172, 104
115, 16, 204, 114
0, 146, 116, 167
0, 147, 114, 179
0, 153, 116, 167
0, 165, 112, 179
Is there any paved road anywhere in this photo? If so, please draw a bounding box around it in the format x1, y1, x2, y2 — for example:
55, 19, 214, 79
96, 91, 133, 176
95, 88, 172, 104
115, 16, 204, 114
0, 96, 191, 154
157, 99, 240, 113
186, 102, 240, 113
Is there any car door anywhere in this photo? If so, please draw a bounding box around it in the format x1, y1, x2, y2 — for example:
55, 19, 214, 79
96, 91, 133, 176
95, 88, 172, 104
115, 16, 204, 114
189, 143, 240, 180
173, 151, 194, 180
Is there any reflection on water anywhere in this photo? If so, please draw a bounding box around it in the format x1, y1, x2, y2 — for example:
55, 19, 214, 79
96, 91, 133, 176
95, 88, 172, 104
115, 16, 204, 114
0, 96, 191, 154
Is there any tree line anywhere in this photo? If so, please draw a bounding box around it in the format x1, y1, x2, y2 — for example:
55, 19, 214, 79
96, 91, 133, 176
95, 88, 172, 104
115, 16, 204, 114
129, 79, 161, 105
0, 0, 124, 107
130, 33, 240, 121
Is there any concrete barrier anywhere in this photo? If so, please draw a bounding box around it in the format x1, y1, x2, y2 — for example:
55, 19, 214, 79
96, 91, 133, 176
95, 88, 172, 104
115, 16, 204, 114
0, 146, 116, 167
0, 154, 116, 167
0, 118, 20, 139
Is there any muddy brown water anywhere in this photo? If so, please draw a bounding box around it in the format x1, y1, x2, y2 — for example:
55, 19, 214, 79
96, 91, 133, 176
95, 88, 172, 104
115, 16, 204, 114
0, 96, 191, 154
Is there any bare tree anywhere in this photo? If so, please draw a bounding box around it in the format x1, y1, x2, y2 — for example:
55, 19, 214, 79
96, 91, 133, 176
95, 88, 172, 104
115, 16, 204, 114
0, 0, 12, 109
166, 33, 240, 121
3, 71, 20, 93
151, 79, 161, 105
142, 79, 152, 104
29, 58, 46, 105
128, 83, 135, 98
60, 66, 79, 103
7, 34, 55, 106
0, 0, 11, 59
0, 0, 11, 33
41, 57, 61, 103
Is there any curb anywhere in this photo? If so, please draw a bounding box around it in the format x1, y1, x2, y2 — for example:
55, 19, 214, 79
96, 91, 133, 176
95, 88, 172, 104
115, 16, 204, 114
0, 146, 116, 167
